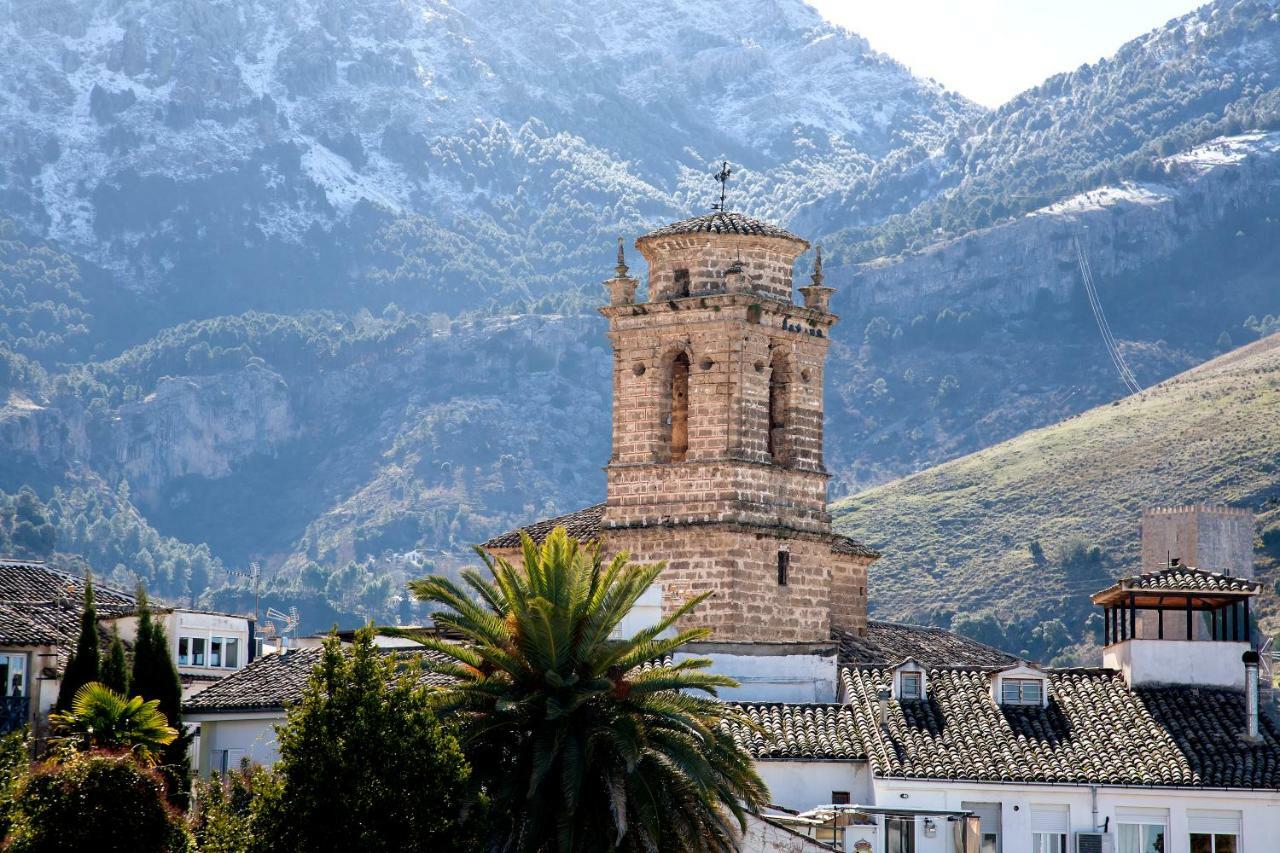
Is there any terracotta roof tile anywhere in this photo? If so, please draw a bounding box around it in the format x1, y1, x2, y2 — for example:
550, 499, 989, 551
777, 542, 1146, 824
836, 621, 1017, 669
480, 504, 606, 550
840, 666, 1280, 787
726, 703, 864, 761
1120, 566, 1257, 594
184, 646, 456, 713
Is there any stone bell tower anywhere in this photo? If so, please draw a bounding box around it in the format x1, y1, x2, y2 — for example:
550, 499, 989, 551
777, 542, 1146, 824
599, 210, 873, 644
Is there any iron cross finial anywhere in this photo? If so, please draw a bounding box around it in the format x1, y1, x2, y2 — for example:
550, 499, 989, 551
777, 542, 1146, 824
712, 160, 732, 210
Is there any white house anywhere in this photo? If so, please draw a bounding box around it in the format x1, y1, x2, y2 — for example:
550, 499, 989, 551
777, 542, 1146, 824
0, 557, 254, 737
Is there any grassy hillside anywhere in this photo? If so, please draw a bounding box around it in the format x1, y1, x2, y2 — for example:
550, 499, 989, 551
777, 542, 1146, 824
832, 332, 1280, 662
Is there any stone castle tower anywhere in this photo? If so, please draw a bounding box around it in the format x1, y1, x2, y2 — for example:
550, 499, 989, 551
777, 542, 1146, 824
484, 209, 878, 648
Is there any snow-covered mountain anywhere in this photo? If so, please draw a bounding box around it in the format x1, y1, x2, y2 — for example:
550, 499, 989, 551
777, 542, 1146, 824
0, 0, 979, 322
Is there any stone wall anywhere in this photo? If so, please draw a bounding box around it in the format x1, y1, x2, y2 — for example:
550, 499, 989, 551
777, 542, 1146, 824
1141, 505, 1255, 578
635, 233, 806, 303
828, 551, 871, 637
605, 524, 842, 643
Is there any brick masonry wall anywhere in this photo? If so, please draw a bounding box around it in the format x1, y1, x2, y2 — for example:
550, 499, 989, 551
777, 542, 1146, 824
828, 552, 871, 637
635, 233, 806, 303
606, 524, 840, 643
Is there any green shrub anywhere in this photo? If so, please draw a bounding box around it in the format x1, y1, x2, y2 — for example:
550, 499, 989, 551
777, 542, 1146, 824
5, 751, 191, 852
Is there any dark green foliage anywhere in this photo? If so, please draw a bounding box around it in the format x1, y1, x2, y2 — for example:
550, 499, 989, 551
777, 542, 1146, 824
4, 751, 192, 852
101, 628, 129, 695
131, 592, 190, 804
0, 731, 31, 840
189, 763, 275, 853
250, 629, 480, 853
53, 575, 99, 712
413, 529, 769, 853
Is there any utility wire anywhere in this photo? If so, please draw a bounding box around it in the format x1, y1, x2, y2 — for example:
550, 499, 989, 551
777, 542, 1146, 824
1075, 236, 1142, 395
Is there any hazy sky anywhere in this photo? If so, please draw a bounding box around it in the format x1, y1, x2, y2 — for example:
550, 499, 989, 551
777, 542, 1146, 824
809, 0, 1207, 107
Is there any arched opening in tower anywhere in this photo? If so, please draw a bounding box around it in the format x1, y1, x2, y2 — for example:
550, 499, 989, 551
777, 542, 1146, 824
670, 351, 690, 462
768, 350, 789, 463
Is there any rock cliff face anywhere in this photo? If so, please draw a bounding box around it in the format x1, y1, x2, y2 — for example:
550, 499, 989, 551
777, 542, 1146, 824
845, 133, 1280, 318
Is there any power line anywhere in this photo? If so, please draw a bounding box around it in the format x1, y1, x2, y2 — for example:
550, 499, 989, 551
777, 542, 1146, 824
1074, 236, 1142, 395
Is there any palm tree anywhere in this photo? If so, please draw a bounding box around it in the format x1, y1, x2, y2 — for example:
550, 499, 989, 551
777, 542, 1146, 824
49, 681, 178, 764
409, 527, 768, 853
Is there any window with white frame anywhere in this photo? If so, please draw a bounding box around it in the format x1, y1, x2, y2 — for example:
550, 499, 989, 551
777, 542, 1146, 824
1030, 804, 1068, 853
1188, 809, 1240, 853
1000, 677, 1043, 706
899, 671, 922, 700
1116, 808, 1167, 853
179, 634, 241, 669
0, 654, 26, 699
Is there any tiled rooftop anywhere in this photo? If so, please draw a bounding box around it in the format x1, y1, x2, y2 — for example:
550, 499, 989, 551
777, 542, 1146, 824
184, 646, 456, 713
841, 666, 1280, 787
727, 703, 864, 761
639, 211, 805, 243
482, 504, 878, 560
0, 558, 138, 648
1095, 565, 1260, 599
481, 503, 606, 550
836, 621, 1017, 669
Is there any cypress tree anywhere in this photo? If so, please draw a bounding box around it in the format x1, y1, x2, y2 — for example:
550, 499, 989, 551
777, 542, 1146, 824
100, 627, 129, 695
54, 573, 100, 711
130, 587, 190, 805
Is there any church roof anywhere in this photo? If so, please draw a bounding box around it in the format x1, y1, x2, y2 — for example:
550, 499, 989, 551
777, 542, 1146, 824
835, 621, 1017, 669
481, 503, 607, 550
638, 211, 806, 244
482, 504, 878, 560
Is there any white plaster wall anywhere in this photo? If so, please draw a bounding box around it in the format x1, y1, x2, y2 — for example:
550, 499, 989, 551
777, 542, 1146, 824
191, 714, 283, 775
1104, 639, 1250, 688
614, 586, 664, 639
741, 812, 832, 852
872, 778, 1280, 853
757, 761, 870, 812
683, 651, 839, 703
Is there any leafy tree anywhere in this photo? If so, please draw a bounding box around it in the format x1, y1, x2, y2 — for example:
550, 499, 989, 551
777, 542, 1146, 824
5, 751, 192, 852
49, 682, 177, 763
130, 590, 190, 803
250, 628, 481, 853
189, 762, 274, 853
101, 627, 129, 695
54, 574, 99, 712
411, 528, 769, 853
0, 730, 30, 840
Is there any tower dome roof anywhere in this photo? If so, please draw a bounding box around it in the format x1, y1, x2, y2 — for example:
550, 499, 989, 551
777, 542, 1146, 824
639, 211, 807, 245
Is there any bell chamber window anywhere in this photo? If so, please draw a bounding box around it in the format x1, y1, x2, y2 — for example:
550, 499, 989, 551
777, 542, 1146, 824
767, 350, 790, 463
671, 268, 690, 298
668, 352, 690, 462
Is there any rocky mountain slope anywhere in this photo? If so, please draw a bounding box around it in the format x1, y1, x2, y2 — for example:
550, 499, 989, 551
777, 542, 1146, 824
831, 333, 1280, 664
0, 0, 976, 334
3, 0, 1280, 634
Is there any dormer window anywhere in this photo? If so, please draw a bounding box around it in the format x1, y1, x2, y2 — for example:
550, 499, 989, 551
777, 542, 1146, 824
892, 659, 927, 700
992, 663, 1049, 707
1000, 678, 1044, 706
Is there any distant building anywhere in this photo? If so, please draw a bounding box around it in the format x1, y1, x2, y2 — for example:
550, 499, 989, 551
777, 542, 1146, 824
1142, 504, 1255, 579
0, 558, 253, 737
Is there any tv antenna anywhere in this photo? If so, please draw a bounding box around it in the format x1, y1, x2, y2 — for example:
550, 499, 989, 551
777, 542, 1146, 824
228, 561, 262, 625
711, 160, 732, 211
266, 606, 300, 646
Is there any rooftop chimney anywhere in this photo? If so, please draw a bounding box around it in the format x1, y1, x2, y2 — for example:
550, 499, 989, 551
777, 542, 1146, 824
876, 687, 891, 729
1243, 650, 1262, 743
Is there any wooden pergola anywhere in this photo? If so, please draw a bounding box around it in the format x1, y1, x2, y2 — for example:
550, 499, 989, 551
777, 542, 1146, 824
1091, 565, 1259, 646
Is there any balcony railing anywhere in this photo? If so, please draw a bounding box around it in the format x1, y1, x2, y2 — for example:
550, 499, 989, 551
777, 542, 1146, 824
0, 696, 30, 735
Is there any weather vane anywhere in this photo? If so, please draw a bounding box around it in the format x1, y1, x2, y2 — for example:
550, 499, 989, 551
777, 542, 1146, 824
711, 160, 732, 211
